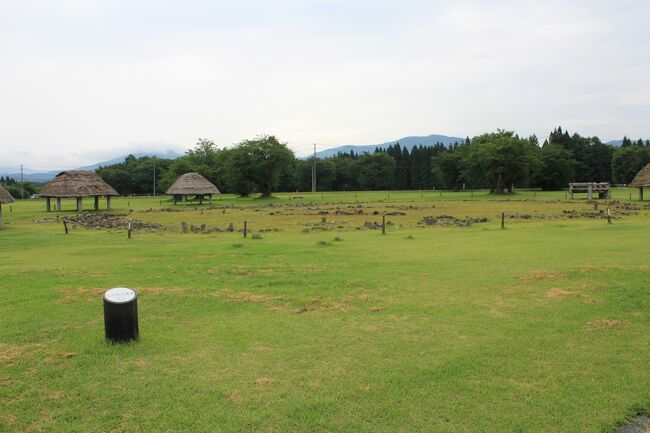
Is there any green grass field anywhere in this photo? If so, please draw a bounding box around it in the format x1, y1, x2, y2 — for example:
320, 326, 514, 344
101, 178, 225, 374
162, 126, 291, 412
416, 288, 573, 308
1, 190, 649, 432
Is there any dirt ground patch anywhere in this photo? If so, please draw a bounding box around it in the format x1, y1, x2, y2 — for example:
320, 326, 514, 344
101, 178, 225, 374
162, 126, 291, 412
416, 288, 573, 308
520, 270, 566, 281
546, 288, 581, 299
586, 319, 625, 330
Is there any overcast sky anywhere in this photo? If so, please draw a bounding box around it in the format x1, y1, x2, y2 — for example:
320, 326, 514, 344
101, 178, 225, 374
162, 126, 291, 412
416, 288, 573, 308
0, 0, 648, 169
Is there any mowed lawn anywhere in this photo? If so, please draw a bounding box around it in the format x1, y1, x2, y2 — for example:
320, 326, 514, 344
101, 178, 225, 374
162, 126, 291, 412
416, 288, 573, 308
1, 192, 649, 432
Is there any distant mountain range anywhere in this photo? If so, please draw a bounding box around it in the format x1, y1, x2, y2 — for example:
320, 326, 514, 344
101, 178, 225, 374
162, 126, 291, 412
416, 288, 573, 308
310, 134, 466, 159
0, 151, 182, 183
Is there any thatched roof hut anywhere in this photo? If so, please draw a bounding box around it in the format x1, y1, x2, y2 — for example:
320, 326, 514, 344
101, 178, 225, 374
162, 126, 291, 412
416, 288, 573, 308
166, 172, 220, 204
0, 185, 15, 204
630, 164, 650, 188
0, 185, 15, 229
39, 170, 118, 212
630, 163, 650, 200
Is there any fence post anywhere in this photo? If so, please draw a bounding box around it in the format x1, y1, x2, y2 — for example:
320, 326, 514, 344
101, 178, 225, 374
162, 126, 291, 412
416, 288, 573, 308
244, 221, 247, 238
382, 215, 386, 235
63, 220, 69, 234
128, 221, 132, 239
501, 212, 505, 229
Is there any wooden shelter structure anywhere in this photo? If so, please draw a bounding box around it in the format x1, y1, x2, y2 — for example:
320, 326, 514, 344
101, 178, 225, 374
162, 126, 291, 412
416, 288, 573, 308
630, 163, 650, 201
166, 172, 220, 205
568, 182, 610, 199
0, 184, 15, 229
39, 171, 118, 212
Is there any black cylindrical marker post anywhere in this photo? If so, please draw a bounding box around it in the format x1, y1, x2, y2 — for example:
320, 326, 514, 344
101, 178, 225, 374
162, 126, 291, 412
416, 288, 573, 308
104, 288, 139, 342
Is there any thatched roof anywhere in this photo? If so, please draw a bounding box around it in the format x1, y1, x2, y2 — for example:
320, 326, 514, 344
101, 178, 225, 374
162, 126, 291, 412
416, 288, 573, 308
0, 184, 15, 204
630, 163, 650, 188
39, 171, 118, 198
166, 172, 220, 195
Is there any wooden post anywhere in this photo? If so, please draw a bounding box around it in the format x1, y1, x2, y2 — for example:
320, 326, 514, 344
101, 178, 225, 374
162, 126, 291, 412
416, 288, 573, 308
501, 212, 505, 229
244, 221, 247, 238
594, 202, 598, 210
0, 203, 3, 229
607, 208, 612, 224
56, 198, 62, 212
76, 197, 82, 212
46, 197, 51, 212
382, 215, 386, 235
640, 187, 644, 201
182, 195, 186, 206
587, 184, 593, 200
209, 195, 212, 205
199, 195, 203, 205
63, 220, 68, 234
128, 221, 132, 239
106, 196, 112, 210
94, 196, 99, 211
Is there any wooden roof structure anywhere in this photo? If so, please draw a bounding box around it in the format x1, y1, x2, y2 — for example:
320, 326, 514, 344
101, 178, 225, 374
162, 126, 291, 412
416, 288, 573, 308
630, 163, 650, 188
166, 173, 220, 196
39, 171, 118, 198
0, 185, 15, 204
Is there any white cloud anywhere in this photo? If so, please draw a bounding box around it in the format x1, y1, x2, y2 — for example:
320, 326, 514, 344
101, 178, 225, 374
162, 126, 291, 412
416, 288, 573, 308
0, 0, 648, 167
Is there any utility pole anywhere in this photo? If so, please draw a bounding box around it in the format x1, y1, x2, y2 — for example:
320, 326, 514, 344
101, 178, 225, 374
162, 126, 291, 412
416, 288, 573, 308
153, 158, 156, 196
20, 165, 24, 199
311, 143, 316, 193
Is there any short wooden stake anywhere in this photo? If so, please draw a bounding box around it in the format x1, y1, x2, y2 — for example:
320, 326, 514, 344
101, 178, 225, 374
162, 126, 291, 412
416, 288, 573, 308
244, 221, 247, 238
63, 220, 68, 234
128, 221, 132, 239
382, 215, 386, 235
501, 212, 505, 229
607, 208, 612, 224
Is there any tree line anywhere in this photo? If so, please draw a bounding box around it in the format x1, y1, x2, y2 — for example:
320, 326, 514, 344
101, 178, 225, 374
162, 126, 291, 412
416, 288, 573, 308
91, 128, 650, 196
0, 176, 39, 198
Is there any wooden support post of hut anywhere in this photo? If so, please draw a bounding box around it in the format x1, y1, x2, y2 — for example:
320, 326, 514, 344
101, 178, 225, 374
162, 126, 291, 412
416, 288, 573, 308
0, 185, 16, 229
629, 163, 650, 201
45, 197, 51, 212
166, 173, 221, 206
38, 171, 118, 213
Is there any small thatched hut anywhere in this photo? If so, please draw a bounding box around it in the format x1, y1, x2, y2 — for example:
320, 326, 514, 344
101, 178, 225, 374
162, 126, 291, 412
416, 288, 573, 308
166, 172, 220, 205
630, 163, 650, 200
0, 184, 15, 228
39, 170, 118, 212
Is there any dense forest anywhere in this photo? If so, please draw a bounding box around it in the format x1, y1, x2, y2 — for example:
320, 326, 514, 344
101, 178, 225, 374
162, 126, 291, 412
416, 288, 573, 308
3, 128, 649, 198
92, 128, 650, 196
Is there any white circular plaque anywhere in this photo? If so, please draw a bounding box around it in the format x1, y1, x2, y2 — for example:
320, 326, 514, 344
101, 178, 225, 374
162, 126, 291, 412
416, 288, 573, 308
104, 287, 137, 304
